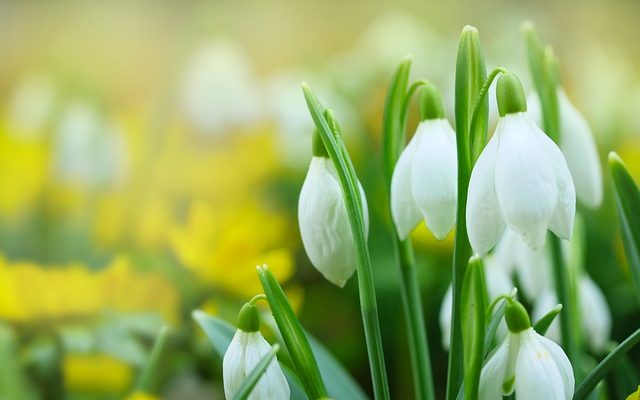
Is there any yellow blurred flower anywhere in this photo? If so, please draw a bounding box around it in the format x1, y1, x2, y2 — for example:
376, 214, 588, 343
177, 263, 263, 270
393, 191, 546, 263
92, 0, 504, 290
64, 353, 133, 393
126, 392, 160, 400
99, 255, 179, 324
0, 122, 48, 219
627, 386, 640, 400
0, 254, 178, 324
171, 200, 294, 297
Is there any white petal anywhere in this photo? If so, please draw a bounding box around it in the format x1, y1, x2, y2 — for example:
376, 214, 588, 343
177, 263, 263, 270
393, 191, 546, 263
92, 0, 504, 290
515, 329, 570, 400
479, 336, 510, 400
466, 132, 505, 255
536, 128, 576, 240
223, 330, 248, 399
531, 290, 561, 344
579, 276, 611, 353
298, 157, 357, 287
439, 285, 453, 350
244, 332, 290, 400
535, 331, 575, 400
391, 131, 422, 239
558, 89, 603, 208
410, 119, 458, 239
494, 113, 558, 250
508, 230, 553, 300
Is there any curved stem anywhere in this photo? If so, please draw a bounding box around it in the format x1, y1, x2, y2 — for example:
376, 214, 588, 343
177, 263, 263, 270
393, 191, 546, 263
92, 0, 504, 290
468, 67, 506, 163
249, 294, 268, 305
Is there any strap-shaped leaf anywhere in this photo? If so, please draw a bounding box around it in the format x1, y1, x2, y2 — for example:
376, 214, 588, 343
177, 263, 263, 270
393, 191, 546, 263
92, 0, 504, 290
232, 344, 280, 400
610, 152, 640, 303
461, 256, 487, 400
533, 304, 563, 335
192, 311, 307, 399
136, 326, 169, 393
257, 265, 327, 399
574, 328, 640, 400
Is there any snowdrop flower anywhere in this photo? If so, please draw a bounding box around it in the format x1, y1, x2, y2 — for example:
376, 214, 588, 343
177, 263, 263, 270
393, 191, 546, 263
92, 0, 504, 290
479, 299, 574, 400
223, 303, 290, 400
528, 89, 603, 208
491, 229, 552, 300
298, 135, 369, 287
533, 275, 611, 354
181, 40, 262, 135
467, 72, 576, 255
391, 84, 457, 240
439, 254, 512, 349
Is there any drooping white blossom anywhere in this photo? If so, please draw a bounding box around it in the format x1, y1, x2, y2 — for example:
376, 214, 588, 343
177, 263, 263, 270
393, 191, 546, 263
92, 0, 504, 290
391, 118, 457, 240
479, 328, 574, 400
223, 329, 290, 399
466, 111, 576, 255
528, 89, 603, 208
298, 156, 369, 287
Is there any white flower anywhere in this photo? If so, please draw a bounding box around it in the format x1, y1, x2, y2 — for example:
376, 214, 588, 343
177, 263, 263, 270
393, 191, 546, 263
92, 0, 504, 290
223, 329, 290, 400
439, 255, 512, 350
391, 118, 457, 240
491, 229, 552, 300
528, 89, 603, 208
533, 275, 611, 354
298, 156, 369, 287
466, 111, 576, 255
479, 328, 574, 400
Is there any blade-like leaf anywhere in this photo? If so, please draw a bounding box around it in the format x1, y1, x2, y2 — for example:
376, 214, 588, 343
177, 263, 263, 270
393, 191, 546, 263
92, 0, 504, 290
256, 265, 328, 399
574, 328, 640, 400
461, 256, 487, 400
192, 311, 307, 400
382, 56, 412, 185
232, 344, 280, 400
533, 304, 563, 335
136, 326, 169, 393
610, 152, 640, 304
307, 335, 368, 400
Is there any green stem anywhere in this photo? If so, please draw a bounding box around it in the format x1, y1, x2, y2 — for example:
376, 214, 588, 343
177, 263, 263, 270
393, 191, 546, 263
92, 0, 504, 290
136, 327, 169, 393
303, 84, 390, 399
396, 238, 435, 400
573, 328, 640, 400
549, 235, 580, 375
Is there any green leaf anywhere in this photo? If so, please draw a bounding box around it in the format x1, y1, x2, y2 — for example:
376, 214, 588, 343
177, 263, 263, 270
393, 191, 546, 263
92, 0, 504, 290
232, 344, 280, 400
192, 311, 307, 400
533, 304, 563, 335
136, 326, 169, 393
461, 256, 487, 400
610, 152, 640, 304
307, 335, 368, 400
522, 22, 560, 142
382, 56, 412, 185
257, 265, 328, 399
447, 24, 487, 400
573, 328, 640, 400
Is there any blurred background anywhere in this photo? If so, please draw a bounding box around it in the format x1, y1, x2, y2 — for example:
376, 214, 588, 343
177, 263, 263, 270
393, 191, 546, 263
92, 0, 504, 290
0, 0, 639, 399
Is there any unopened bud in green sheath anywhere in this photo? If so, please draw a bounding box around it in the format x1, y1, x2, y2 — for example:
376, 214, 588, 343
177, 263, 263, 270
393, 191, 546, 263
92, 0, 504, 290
504, 299, 531, 333
237, 303, 261, 332
496, 72, 527, 117
312, 129, 329, 158
419, 84, 445, 120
